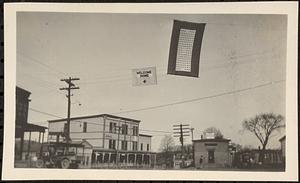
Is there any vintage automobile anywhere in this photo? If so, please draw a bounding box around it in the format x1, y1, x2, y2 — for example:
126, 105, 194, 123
35, 142, 84, 169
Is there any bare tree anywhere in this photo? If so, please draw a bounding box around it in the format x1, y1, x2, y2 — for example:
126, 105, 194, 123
203, 127, 224, 139
160, 135, 175, 152
242, 113, 285, 163
159, 135, 175, 168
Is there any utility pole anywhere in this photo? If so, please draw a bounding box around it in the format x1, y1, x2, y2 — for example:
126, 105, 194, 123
173, 124, 190, 168
60, 77, 80, 149
191, 127, 195, 167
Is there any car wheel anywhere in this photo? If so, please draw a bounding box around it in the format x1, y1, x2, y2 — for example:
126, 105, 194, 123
36, 159, 44, 168
61, 159, 70, 169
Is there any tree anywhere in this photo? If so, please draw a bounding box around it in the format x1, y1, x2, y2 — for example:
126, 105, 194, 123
230, 142, 243, 152
242, 113, 284, 163
159, 135, 175, 152
203, 127, 224, 139
159, 135, 175, 167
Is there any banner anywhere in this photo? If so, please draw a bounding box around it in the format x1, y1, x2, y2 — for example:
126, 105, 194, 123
132, 67, 157, 86
167, 20, 206, 77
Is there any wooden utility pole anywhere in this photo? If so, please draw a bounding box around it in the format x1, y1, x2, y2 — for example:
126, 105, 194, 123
173, 124, 190, 168
191, 127, 195, 167
60, 77, 80, 148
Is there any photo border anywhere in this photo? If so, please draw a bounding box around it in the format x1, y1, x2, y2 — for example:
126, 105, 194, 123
2, 2, 298, 181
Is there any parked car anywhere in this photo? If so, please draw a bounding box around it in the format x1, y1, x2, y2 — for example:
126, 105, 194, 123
35, 142, 84, 169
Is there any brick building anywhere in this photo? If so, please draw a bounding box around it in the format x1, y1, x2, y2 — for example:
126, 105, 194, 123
48, 114, 155, 168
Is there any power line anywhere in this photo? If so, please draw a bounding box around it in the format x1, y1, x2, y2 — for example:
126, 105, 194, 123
18, 71, 62, 87
77, 50, 281, 86
28, 108, 172, 134
17, 72, 67, 98
18, 51, 67, 77
28, 79, 284, 133
139, 129, 171, 134
30, 79, 284, 119
29, 108, 63, 118
78, 47, 280, 84
29, 80, 285, 118
113, 79, 285, 115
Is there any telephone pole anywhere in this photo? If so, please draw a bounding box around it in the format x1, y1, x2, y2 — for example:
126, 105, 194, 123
60, 77, 80, 147
173, 124, 190, 168
191, 127, 195, 167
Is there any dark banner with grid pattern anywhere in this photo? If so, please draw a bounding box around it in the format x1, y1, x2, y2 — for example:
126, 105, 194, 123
167, 20, 205, 78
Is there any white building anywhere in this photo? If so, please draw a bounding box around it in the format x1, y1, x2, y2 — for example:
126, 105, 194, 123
48, 114, 155, 168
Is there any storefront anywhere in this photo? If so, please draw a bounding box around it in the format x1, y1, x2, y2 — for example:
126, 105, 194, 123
193, 138, 231, 168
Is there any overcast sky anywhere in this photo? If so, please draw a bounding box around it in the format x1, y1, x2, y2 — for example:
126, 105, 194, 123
16, 13, 287, 151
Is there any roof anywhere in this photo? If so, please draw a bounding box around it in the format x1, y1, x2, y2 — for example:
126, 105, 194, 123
47, 142, 85, 148
193, 138, 231, 142
16, 86, 31, 96
48, 114, 141, 123
139, 134, 152, 137
248, 149, 281, 153
16, 123, 47, 132
279, 135, 286, 142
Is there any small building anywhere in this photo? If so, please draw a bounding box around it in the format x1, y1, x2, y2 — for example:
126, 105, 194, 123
48, 114, 155, 168
233, 149, 283, 168
279, 135, 286, 160
193, 138, 231, 168
279, 135, 286, 166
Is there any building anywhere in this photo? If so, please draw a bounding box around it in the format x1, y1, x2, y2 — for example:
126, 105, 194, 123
233, 149, 283, 168
279, 135, 286, 160
279, 135, 286, 167
15, 87, 47, 160
48, 114, 155, 168
193, 138, 231, 168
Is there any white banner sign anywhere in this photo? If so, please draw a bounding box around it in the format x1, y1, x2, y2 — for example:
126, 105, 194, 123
132, 67, 157, 86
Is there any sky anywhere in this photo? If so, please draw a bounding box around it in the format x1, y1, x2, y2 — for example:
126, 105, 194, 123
16, 12, 287, 151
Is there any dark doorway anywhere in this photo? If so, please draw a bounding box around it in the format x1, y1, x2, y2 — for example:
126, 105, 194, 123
208, 150, 215, 163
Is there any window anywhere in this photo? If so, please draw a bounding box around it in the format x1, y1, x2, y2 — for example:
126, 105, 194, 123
133, 126, 138, 136
109, 139, 116, 149
83, 122, 87, 133
147, 144, 150, 151
121, 124, 128, 135
140, 143, 143, 151
132, 141, 138, 151
109, 122, 116, 133
121, 141, 127, 150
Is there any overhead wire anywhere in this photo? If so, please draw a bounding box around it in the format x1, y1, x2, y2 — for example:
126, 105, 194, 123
29, 79, 284, 134
29, 108, 172, 134
18, 51, 67, 77
77, 48, 282, 86
112, 79, 285, 115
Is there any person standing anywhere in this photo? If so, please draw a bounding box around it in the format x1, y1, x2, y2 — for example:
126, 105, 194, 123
199, 155, 204, 169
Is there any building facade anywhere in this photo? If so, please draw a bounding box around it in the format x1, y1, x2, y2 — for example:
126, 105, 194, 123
15, 87, 47, 160
193, 138, 231, 168
48, 114, 155, 168
279, 135, 286, 160
233, 149, 283, 168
